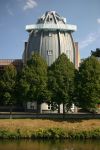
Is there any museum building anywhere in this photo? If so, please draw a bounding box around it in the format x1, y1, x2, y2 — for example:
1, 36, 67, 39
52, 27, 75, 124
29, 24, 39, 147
0, 11, 80, 113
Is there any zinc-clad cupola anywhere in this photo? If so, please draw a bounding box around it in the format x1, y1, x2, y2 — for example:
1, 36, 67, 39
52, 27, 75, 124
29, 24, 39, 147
37, 11, 65, 24
26, 11, 77, 32
24, 11, 78, 67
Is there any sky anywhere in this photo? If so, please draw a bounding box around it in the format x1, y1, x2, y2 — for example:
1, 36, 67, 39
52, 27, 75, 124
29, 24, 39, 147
0, 0, 100, 59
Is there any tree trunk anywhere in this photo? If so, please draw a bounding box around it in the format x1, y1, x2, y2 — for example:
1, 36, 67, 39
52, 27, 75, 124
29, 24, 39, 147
10, 104, 12, 119
58, 104, 60, 114
63, 102, 65, 119
37, 102, 41, 114
63, 102, 65, 114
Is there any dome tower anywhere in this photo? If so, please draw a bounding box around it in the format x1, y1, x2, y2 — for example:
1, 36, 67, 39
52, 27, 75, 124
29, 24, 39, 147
24, 11, 77, 66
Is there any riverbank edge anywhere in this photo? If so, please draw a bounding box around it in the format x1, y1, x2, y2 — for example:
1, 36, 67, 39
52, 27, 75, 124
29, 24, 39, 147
0, 128, 100, 139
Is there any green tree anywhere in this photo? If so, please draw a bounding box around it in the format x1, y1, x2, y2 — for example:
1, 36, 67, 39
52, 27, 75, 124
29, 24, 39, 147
0, 64, 17, 116
17, 54, 50, 112
91, 48, 100, 57
48, 53, 75, 113
0, 70, 4, 105
75, 56, 100, 112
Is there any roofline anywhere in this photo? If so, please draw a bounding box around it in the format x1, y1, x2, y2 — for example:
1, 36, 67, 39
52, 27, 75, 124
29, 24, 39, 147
26, 24, 77, 32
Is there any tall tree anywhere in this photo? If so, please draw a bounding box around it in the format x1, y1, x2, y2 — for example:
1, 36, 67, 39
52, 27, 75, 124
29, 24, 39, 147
0, 64, 17, 116
48, 53, 75, 113
0, 70, 4, 105
75, 56, 100, 112
17, 54, 50, 112
91, 48, 100, 57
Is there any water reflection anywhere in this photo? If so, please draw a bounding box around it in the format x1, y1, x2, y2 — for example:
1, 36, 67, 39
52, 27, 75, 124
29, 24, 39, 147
0, 139, 100, 150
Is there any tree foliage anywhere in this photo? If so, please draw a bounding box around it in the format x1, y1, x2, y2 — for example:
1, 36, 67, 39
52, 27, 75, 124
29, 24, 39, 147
91, 48, 100, 57
48, 53, 75, 113
2, 51, 100, 114
75, 56, 100, 111
16, 54, 50, 109
0, 64, 17, 106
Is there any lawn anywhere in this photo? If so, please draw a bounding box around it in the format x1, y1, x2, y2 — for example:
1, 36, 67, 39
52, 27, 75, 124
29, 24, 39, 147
0, 119, 100, 131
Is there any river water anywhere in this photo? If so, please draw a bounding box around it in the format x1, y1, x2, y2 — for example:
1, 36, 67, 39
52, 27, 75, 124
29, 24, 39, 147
0, 139, 100, 150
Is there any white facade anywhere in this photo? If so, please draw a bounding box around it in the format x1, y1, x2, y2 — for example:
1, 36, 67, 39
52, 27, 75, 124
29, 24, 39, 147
27, 101, 77, 113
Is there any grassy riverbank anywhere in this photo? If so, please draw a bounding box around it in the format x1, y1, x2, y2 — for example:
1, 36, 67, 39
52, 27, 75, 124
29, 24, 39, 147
0, 119, 100, 139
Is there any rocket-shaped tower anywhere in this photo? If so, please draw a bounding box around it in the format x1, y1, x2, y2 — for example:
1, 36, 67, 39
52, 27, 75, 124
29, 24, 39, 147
23, 11, 78, 67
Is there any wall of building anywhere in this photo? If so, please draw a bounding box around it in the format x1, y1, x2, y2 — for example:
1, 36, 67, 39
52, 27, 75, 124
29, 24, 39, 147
26, 30, 75, 66
0, 59, 23, 71
27, 102, 77, 114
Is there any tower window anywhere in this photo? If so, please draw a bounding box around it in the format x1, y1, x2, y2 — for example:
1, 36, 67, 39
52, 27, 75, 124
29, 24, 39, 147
49, 33, 52, 37
50, 18, 52, 21
47, 50, 53, 56
66, 50, 70, 59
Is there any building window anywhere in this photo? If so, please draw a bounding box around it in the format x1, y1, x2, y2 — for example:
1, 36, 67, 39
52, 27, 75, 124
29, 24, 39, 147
49, 33, 52, 37
66, 50, 70, 59
48, 102, 51, 109
48, 105, 50, 109
50, 18, 52, 21
47, 50, 53, 56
